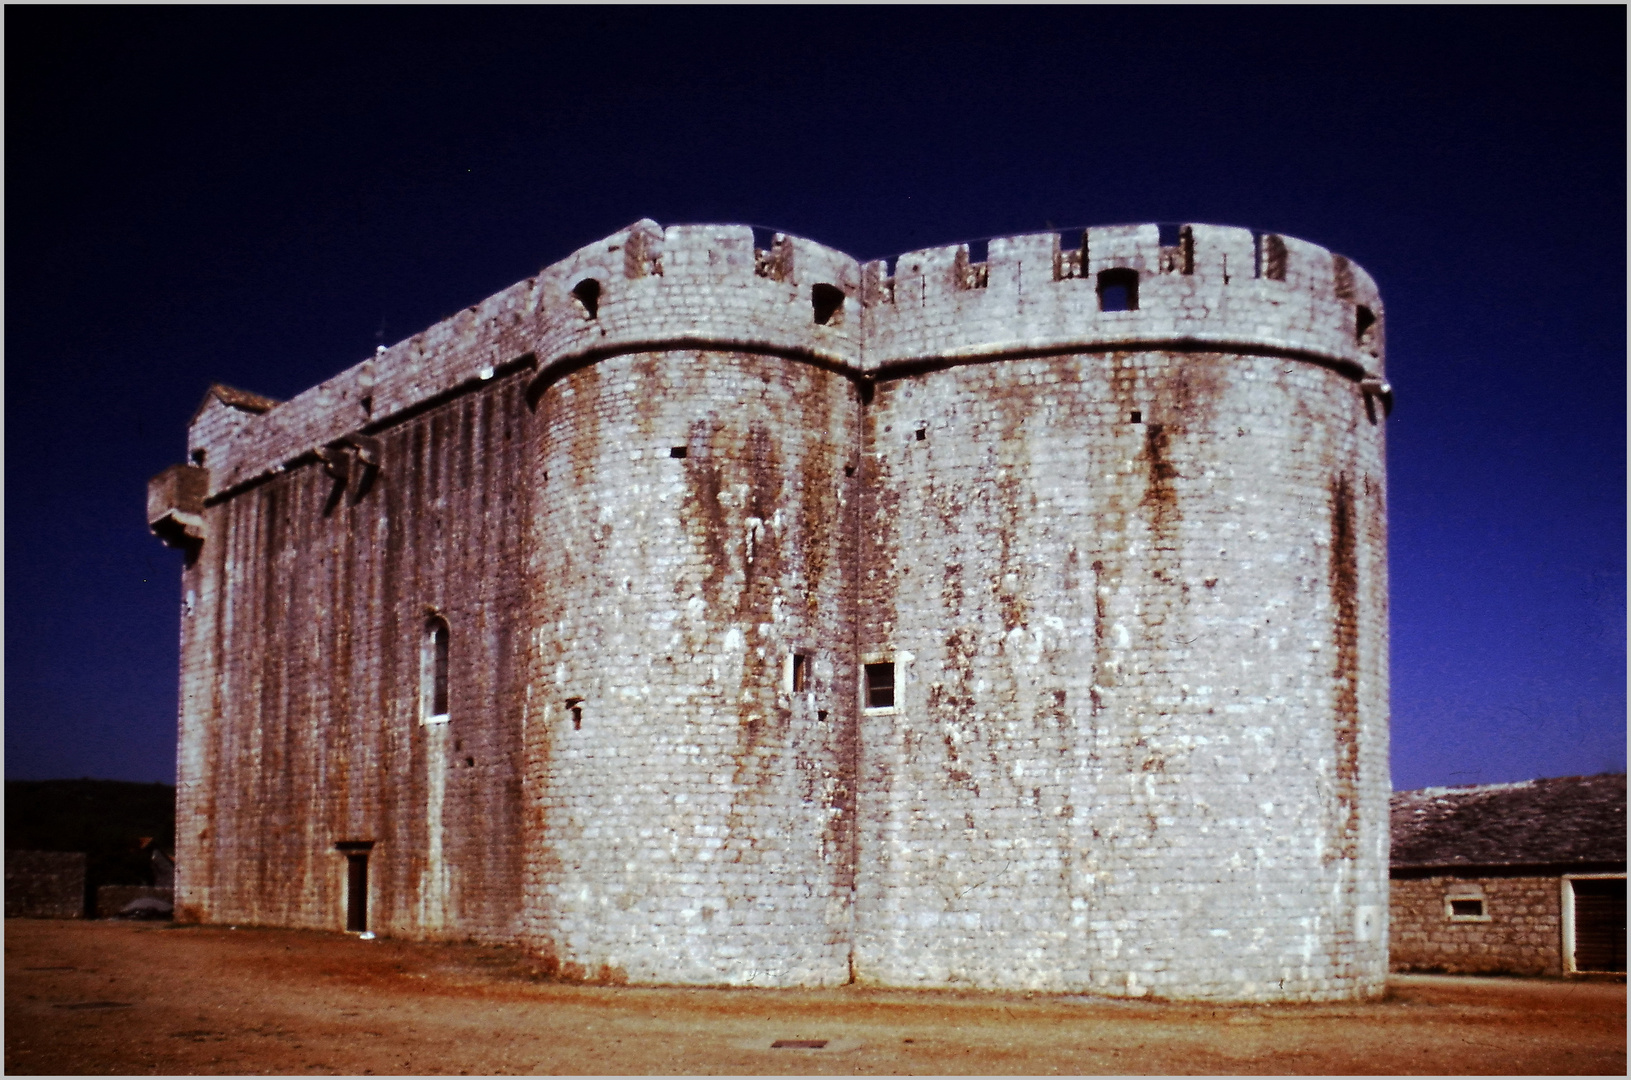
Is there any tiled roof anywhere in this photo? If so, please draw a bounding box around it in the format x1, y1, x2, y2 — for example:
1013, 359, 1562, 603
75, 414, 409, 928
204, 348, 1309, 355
1391, 773, 1626, 869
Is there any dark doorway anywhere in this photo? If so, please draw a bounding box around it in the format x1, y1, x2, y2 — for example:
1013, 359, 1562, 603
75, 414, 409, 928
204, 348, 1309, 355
336, 841, 374, 933
1572, 877, 1626, 973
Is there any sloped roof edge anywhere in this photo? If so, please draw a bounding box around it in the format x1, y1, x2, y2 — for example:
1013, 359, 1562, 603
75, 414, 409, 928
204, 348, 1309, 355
1391, 772, 1626, 869
188, 383, 283, 427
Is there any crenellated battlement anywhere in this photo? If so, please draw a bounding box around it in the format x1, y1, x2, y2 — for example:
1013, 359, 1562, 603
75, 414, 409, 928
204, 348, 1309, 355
190, 219, 1384, 499
860, 223, 1383, 376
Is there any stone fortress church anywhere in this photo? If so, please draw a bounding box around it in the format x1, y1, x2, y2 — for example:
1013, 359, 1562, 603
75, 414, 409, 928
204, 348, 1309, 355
149, 218, 1392, 1003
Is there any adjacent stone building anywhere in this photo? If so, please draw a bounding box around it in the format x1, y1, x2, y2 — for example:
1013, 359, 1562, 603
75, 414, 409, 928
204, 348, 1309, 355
1390, 773, 1626, 976
150, 219, 1392, 1002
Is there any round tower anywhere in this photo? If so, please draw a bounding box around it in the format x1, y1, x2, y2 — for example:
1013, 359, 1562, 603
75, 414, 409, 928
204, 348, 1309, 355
853, 224, 1389, 1002
519, 222, 866, 986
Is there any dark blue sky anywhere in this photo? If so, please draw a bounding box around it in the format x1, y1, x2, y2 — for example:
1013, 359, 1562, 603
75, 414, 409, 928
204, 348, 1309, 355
7, 7, 1624, 791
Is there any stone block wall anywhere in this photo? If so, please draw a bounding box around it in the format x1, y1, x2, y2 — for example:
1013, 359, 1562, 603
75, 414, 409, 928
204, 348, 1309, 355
855, 347, 1388, 1001
4, 851, 86, 919
176, 376, 532, 941
163, 218, 1389, 1001
520, 350, 862, 986
1390, 875, 1564, 975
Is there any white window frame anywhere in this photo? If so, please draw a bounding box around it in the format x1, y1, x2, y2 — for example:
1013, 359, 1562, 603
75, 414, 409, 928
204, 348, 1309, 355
784, 652, 813, 695
421, 615, 450, 725
1444, 890, 1491, 923
861, 652, 897, 715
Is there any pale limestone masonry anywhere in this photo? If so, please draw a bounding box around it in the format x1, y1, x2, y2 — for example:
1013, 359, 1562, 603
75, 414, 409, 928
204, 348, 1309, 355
152, 219, 1391, 1003
1390, 876, 1565, 975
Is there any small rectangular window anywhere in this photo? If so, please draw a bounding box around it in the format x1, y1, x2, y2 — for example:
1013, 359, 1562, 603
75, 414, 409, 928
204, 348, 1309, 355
1097, 267, 1139, 312
864, 661, 895, 709
791, 654, 811, 692
1447, 897, 1487, 920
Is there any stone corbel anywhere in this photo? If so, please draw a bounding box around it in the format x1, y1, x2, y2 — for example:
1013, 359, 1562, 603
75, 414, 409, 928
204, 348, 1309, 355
148, 464, 209, 554
318, 433, 384, 505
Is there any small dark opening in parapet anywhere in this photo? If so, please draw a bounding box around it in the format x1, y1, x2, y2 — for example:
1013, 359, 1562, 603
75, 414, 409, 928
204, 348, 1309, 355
1056, 228, 1087, 280
1130, 410, 1142, 424
884, 255, 899, 278
566, 696, 584, 730
1157, 222, 1182, 247
1097, 268, 1139, 311
750, 226, 777, 251
1355, 304, 1377, 346
966, 238, 988, 263
865, 661, 895, 709
670, 446, 688, 459
190, 448, 206, 465
571, 278, 601, 319
1261, 233, 1287, 281
812, 283, 846, 325
915, 427, 926, 441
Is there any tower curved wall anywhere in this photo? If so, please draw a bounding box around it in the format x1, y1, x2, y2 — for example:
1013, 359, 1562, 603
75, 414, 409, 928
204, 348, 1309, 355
518, 226, 865, 985
855, 226, 1389, 1000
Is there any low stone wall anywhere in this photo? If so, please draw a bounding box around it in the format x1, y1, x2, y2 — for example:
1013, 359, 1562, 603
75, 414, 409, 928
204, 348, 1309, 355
1390, 874, 1561, 975
5, 850, 86, 918
96, 885, 175, 919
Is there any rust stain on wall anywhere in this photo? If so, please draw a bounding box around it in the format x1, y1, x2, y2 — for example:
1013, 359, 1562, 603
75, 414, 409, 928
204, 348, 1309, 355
1328, 472, 1362, 862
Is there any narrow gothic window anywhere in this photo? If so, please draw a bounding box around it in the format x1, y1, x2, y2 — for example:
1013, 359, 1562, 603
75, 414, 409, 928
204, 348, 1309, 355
423, 616, 450, 724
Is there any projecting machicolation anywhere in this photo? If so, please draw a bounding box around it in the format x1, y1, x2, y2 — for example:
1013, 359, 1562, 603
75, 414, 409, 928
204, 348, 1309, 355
151, 219, 1391, 1002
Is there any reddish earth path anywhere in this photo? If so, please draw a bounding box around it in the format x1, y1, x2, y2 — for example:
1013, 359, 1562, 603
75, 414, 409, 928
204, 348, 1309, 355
5, 919, 1624, 1075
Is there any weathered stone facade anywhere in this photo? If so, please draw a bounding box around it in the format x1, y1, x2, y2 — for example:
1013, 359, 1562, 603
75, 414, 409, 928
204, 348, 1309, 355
1390, 874, 1565, 975
152, 220, 1391, 1002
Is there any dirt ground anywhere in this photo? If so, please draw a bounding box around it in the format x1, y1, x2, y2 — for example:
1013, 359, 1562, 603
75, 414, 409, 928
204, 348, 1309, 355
5, 919, 1624, 1076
